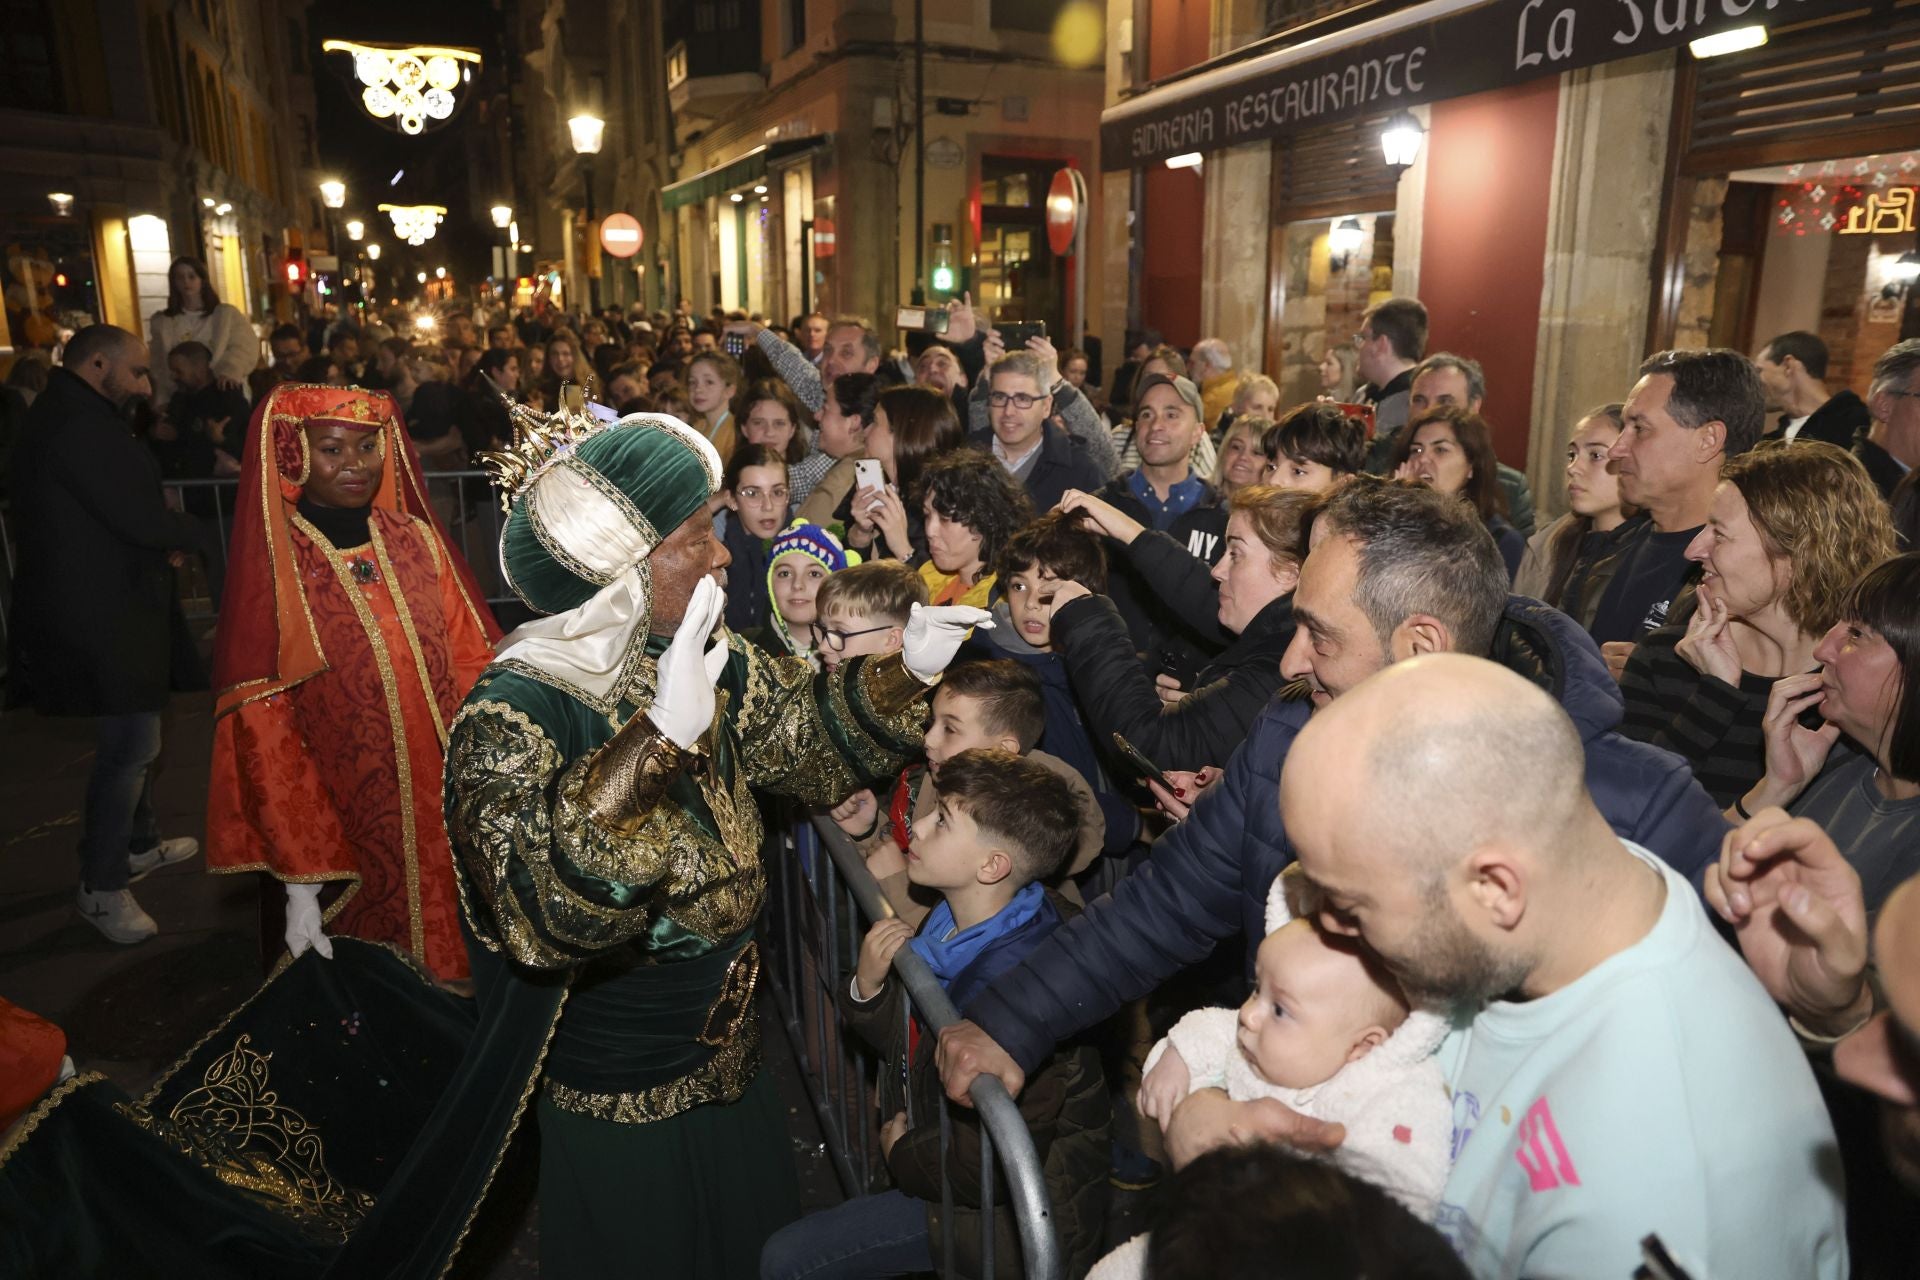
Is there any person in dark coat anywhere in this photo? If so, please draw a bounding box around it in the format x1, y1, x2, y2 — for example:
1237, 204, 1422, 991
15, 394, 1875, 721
1049, 485, 1307, 773
966, 348, 1105, 514
935, 478, 1732, 1107
8, 325, 206, 944
1755, 330, 1872, 448
1086, 374, 1233, 687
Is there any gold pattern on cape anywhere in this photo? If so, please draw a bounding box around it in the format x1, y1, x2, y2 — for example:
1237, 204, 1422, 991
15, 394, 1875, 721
698, 941, 761, 1046
114, 1035, 375, 1242
543, 1016, 761, 1125
475, 382, 609, 513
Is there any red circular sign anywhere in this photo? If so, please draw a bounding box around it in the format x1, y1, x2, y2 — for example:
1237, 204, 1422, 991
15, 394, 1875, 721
813, 218, 836, 260
1045, 168, 1082, 257
600, 213, 644, 259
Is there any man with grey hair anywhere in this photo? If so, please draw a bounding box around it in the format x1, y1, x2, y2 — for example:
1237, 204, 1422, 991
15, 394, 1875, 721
1188, 336, 1240, 432
1404, 352, 1536, 537
1857, 338, 1920, 499
1276, 655, 1845, 1277
750, 314, 881, 413
968, 347, 1104, 511
935, 477, 1728, 1122
1581, 349, 1765, 669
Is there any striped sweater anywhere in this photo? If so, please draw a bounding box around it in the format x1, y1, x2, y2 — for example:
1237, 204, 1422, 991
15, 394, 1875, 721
1617, 624, 1784, 809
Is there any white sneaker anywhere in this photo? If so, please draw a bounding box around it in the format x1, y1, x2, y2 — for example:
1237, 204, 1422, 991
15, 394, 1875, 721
128, 836, 199, 883
77, 886, 158, 944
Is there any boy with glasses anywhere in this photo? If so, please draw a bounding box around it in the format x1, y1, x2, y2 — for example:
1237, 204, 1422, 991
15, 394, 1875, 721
810, 559, 926, 672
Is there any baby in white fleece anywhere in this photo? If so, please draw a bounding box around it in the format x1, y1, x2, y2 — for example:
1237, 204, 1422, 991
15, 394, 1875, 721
1090, 879, 1453, 1280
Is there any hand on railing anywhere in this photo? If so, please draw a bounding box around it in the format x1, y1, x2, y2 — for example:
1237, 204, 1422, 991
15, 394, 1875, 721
935, 1020, 1027, 1104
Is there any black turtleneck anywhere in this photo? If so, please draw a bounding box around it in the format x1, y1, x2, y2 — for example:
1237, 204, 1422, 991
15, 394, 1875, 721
297, 496, 373, 550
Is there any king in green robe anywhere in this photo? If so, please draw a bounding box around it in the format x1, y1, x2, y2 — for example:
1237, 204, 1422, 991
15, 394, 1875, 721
333, 401, 988, 1279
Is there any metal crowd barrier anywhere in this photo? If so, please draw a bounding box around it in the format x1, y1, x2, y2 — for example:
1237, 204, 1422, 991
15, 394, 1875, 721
760, 813, 1063, 1280
0, 470, 519, 659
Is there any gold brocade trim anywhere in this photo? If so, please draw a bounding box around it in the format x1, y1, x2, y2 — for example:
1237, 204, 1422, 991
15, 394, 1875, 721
493, 601, 658, 717
449, 701, 646, 966
278, 507, 330, 687
433, 985, 569, 1280
371, 521, 449, 747
202, 866, 364, 944
578, 714, 694, 837
698, 941, 760, 1046
525, 478, 614, 588
542, 1015, 760, 1126
859, 651, 933, 716
307, 516, 426, 965
115, 1035, 374, 1242
0, 1072, 105, 1169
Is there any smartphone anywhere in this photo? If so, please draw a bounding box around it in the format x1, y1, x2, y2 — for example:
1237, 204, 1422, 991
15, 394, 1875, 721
895, 305, 951, 335
722, 330, 748, 359
1110, 732, 1173, 792
998, 320, 1047, 349
854, 458, 886, 494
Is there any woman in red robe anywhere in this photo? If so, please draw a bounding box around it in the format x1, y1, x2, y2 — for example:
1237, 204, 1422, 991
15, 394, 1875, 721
205, 384, 500, 983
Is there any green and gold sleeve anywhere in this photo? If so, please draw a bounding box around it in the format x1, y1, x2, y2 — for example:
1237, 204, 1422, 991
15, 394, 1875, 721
446, 699, 713, 969
729, 639, 930, 807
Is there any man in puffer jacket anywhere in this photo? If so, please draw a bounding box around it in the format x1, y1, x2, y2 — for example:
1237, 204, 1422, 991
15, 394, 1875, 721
937, 478, 1731, 1111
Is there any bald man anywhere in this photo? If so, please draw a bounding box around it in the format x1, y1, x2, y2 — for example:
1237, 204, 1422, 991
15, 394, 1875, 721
1280, 656, 1843, 1277
938, 478, 1726, 1112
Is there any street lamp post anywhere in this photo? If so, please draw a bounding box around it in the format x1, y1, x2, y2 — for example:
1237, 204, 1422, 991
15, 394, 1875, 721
491, 203, 513, 292
318, 180, 347, 303
568, 114, 605, 312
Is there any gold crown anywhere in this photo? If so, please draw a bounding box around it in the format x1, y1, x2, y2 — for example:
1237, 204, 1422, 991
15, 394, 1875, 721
475, 382, 609, 513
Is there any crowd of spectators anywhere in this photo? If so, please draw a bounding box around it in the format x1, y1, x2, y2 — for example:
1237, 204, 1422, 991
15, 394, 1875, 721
13, 259, 1920, 1280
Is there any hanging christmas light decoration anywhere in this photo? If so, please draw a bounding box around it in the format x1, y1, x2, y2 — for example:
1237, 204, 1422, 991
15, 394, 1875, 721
379, 203, 448, 246
322, 40, 481, 136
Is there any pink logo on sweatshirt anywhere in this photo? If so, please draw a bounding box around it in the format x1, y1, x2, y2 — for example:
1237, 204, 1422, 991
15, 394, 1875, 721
1514, 1097, 1581, 1192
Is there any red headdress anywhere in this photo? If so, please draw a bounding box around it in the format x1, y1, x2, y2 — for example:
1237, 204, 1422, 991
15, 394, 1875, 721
211, 383, 499, 718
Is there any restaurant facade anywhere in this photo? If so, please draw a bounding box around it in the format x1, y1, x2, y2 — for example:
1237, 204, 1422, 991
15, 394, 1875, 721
1101, 0, 1920, 513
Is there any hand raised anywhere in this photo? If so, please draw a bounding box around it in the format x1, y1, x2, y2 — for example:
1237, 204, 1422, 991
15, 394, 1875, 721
1703, 810, 1870, 1033
1675, 594, 1742, 685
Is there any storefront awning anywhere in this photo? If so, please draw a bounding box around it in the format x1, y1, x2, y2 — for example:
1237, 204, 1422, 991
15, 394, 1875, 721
661, 136, 827, 210
1099, 0, 1870, 171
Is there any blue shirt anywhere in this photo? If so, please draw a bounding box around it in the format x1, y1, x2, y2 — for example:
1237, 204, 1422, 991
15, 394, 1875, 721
1431, 844, 1846, 1279
1126, 468, 1207, 531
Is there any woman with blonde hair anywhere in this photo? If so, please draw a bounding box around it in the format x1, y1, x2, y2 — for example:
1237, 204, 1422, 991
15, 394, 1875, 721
1317, 343, 1357, 401
1212, 414, 1272, 501
1050, 484, 1307, 769
1619, 440, 1897, 807
686, 349, 742, 464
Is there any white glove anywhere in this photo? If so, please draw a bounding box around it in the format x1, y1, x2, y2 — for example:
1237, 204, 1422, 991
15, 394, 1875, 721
285, 883, 334, 960
901, 602, 993, 684
649, 575, 731, 750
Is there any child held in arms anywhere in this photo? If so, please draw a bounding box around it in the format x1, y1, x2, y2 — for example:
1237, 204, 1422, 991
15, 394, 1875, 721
760, 749, 1111, 1280
1089, 875, 1453, 1279
831, 660, 1104, 923
810, 559, 926, 673
764, 520, 852, 665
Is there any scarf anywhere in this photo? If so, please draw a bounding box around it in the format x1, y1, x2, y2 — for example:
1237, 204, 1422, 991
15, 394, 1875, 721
908, 881, 1050, 997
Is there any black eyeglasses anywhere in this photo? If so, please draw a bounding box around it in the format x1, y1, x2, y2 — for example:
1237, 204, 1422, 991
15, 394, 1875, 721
809, 621, 894, 652
988, 391, 1047, 410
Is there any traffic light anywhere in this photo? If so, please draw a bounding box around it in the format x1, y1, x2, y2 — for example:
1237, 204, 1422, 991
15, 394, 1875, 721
931, 263, 954, 292
284, 256, 308, 288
